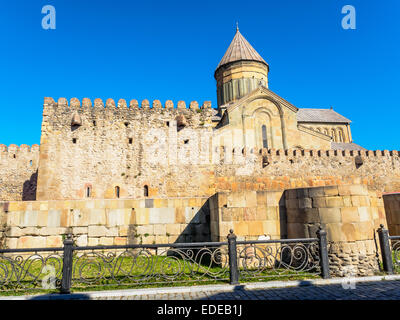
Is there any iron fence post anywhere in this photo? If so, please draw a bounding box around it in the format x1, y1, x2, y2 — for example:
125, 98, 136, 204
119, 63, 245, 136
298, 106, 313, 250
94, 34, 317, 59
60, 233, 74, 294
227, 229, 239, 285
377, 224, 393, 274
316, 227, 330, 279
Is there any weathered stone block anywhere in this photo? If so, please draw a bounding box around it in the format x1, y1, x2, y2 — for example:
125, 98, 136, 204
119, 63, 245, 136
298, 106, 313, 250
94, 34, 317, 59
326, 223, 347, 242
19, 211, 38, 227
114, 237, 126, 245
72, 227, 88, 235
99, 237, 114, 246
298, 197, 312, 209
88, 238, 99, 246
134, 208, 149, 224
287, 223, 307, 238
308, 187, 325, 198
319, 207, 342, 223
244, 191, 257, 207
17, 236, 46, 249
136, 225, 154, 235
263, 220, 278, 235
153, 224, 166, 235
256, 192, 267, 206
88, 226, 108, 237
325, 196, 344, 208
341, 207, 359, 223
323, 186, 339, 196
233, 221, 249, 235
358, 207, 371, 222
75, 235, 88, 247
341, 223, 361, 242
47, 210, 61, 227
312, 197, 326, 208
166, 224, 181, 236
88, 209, 106, 225
247, 221, 264, 235
6, 211, 20, 226
71, 209, 89, 226
106, 209, 125, 227
149, 208, 175, 224
227, 193, 246, 207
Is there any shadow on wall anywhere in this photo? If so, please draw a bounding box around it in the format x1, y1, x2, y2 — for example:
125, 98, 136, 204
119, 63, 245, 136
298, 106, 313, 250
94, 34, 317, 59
279, 193, 288, 238
175, 200, 211, 243
22, 170, 38, 201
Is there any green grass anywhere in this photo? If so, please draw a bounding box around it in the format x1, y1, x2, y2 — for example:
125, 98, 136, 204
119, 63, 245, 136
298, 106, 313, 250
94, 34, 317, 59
0, 252, 321, 297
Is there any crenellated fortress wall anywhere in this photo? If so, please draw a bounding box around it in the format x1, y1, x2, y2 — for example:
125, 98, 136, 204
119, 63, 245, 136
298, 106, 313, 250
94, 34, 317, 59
1, 97, 399, 202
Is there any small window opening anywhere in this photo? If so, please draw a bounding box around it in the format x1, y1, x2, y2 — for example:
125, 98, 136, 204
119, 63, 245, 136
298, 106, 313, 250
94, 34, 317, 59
86, 186, 92, 198
72, 138, 77, 144
29, 160, 32, 166
144, 185, 149, 197
13, 154, 16, 159
166, 121, 170, 127
93, 120, 96, 126
184, 139, 189, 144
128, 138, 133, 144
124, 122, 129, 127
115, 186, 120, 198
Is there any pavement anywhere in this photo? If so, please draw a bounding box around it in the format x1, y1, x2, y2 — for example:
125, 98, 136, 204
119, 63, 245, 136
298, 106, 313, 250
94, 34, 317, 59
2, 274, 400, 300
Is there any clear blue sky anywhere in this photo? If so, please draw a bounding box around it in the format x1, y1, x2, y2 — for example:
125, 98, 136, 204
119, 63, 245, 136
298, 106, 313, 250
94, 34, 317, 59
0, 0, 399, 150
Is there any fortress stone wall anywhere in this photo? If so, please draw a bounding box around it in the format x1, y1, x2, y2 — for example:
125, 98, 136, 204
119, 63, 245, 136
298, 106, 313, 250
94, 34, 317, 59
36, 97, 215, 201
0, 196, 211, 249
2, 96, 394, 202
0, 144, 39, 201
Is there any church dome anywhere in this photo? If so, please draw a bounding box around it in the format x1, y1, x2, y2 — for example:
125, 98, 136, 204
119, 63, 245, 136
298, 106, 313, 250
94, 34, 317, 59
215, 28, 269, 73
215, 27, 270, 109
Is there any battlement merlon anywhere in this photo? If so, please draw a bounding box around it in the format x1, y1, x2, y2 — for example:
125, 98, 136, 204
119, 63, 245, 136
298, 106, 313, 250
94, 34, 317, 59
212, 146, 400, 162
43, 97, 213, 114
0, 144, 40, 154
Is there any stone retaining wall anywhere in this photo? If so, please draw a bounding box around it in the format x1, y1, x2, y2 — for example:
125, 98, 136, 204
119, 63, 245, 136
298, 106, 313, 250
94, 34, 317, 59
285, 184, 386, 276
209, 190, 285, 242
0, 197, 210, 249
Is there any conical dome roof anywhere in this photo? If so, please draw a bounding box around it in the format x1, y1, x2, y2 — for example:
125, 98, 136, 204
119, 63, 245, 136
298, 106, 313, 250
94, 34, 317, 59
216, 28, 268, 71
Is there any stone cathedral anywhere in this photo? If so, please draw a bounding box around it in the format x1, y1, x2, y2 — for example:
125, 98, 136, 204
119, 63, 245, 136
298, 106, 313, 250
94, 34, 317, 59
0, 28, 399, 277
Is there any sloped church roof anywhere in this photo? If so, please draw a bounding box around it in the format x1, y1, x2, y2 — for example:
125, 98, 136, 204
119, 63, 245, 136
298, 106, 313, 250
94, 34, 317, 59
216, 27, 269, 71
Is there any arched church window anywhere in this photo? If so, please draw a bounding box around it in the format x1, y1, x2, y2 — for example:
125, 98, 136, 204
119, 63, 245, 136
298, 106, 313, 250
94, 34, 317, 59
144, 185, 149, 197
338, 129, 344, 142
331, 129, 337, 142
262, 125, 268, 149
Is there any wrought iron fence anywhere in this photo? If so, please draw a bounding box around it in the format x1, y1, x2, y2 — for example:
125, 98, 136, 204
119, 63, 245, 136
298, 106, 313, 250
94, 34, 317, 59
0, 229, 330, 294
0, 247, 64, 292
235, 239, 321, 280
69, 242, 230, 290
377, 224, 400, 274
